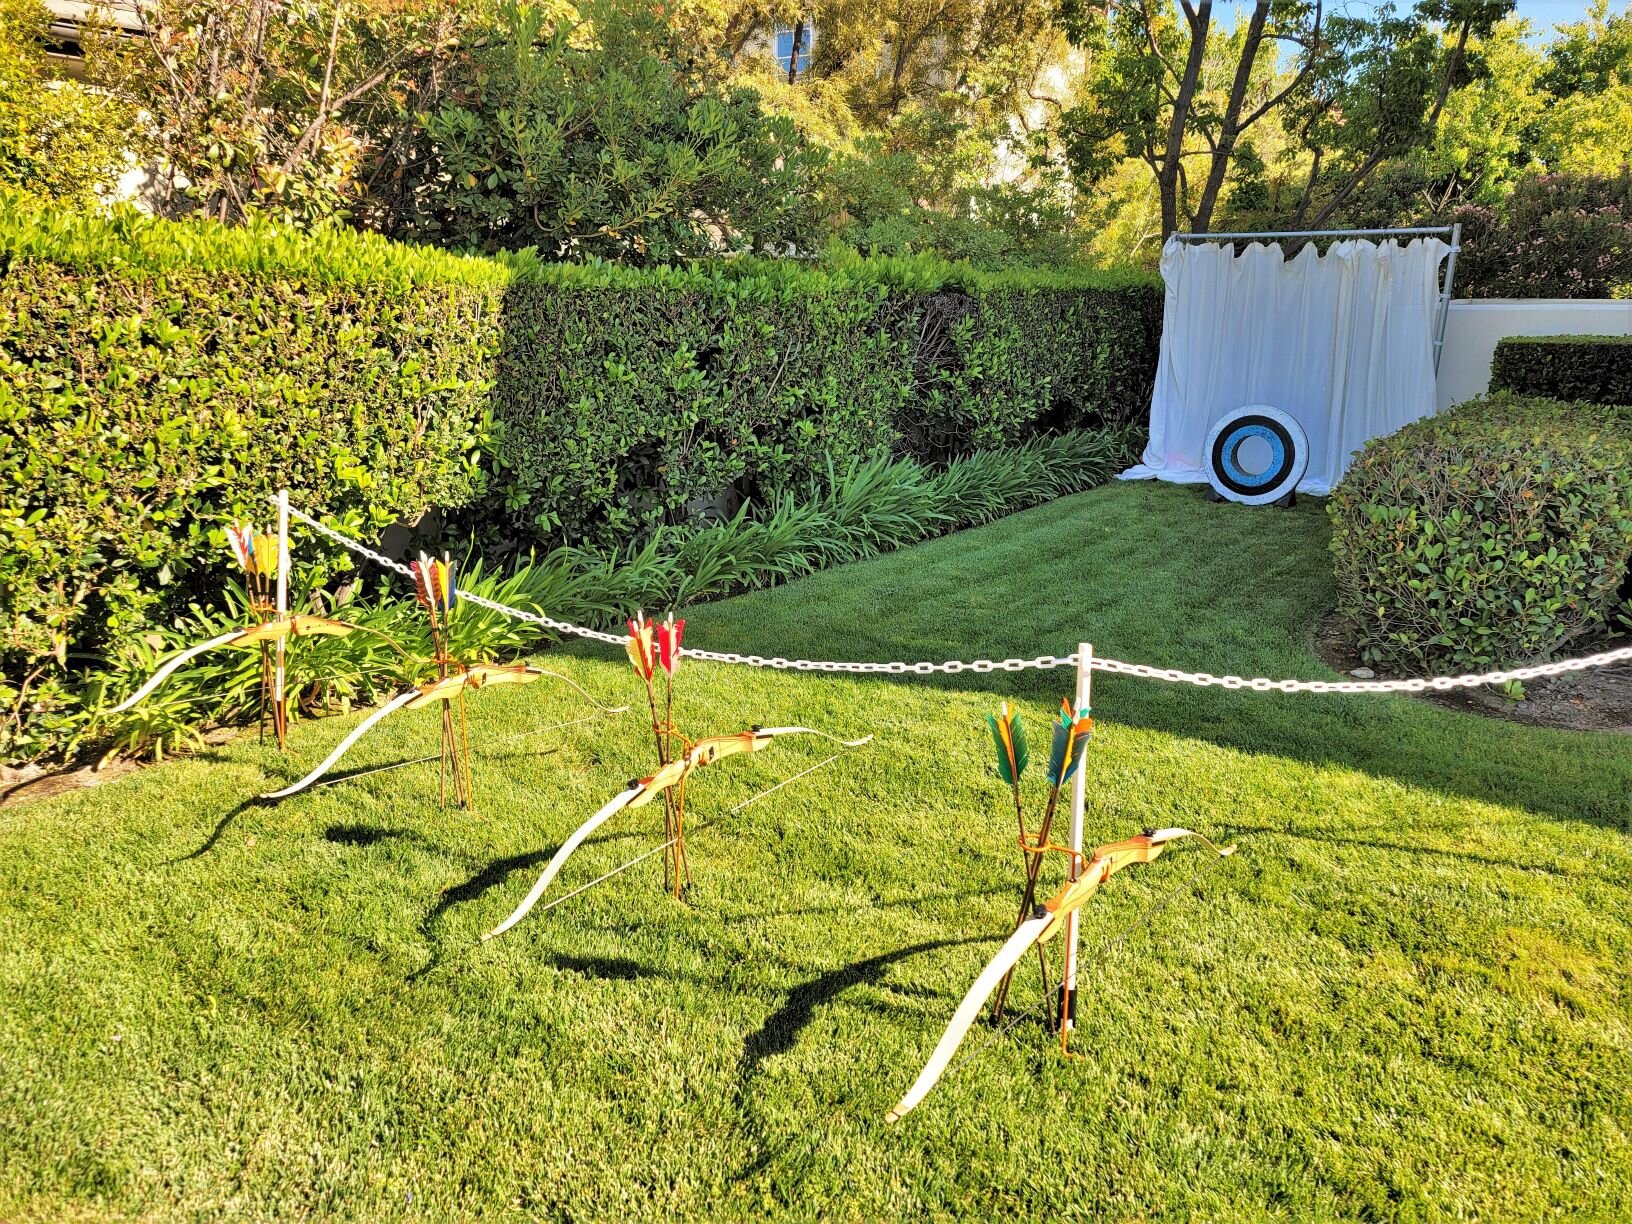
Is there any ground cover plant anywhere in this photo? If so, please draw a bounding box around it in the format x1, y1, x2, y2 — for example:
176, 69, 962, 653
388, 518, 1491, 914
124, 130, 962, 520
3, 481, 1628, 1219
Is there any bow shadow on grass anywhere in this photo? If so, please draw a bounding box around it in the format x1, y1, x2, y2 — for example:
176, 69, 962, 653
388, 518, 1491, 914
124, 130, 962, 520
323, 823, 426, 848
738, 936, 996, 1080
164, 799, 256, 864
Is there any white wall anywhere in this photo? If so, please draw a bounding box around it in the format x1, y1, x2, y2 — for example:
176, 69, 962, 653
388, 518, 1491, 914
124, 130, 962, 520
1437, 298, 1632, 409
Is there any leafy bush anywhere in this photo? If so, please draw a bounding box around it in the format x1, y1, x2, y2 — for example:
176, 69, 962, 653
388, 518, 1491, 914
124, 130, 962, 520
0, 199, 501, 730
903, 275, 1161, 457
1490, 335, 1632, 405
387, 0, 825, 261
0, 0, 136, 207
1453, 170, 1632, 299
483, 251, 1159, 544
90, 557, 566, 764
1329, 393, 1632, 671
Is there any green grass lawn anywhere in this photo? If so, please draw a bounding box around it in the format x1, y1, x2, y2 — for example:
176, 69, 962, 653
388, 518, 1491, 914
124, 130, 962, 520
4, 481, 1630, 1221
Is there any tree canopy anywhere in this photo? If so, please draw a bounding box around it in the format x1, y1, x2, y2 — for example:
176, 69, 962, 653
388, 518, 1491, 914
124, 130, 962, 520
14, 0, 1632, 266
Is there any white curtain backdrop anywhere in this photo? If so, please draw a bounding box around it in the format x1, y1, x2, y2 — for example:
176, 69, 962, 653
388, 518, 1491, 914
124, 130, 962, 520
1121, 234, 1451, 495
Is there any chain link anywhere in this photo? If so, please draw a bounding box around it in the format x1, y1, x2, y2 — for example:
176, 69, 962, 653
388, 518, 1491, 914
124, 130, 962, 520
285, 503, 1632, 694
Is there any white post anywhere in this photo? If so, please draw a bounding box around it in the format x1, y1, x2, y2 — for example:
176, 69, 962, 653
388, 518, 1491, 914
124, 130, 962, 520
274, 489, 291, 739
1061, 641, 1093, 1034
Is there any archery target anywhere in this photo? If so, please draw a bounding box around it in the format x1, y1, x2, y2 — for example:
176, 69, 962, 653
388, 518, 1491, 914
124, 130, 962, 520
1204, 406, 1308, 506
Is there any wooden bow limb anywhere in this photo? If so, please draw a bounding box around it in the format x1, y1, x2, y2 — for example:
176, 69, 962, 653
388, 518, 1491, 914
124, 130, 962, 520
259, 688, 422, 800
884, 827, 1235, 1124
110, 615, 365, 717
479, 784, 646, 942
480, 726, 873, 942
109, 630, 255, 715
258, 666, 626, 802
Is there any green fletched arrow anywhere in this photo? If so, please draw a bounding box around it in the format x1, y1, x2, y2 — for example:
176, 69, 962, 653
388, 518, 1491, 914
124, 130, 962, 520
987, 702, 1029, 786
1046, 699, 1093, 787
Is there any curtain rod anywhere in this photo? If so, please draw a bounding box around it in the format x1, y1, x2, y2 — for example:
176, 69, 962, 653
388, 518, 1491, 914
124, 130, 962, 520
1173, 227, 1456, 241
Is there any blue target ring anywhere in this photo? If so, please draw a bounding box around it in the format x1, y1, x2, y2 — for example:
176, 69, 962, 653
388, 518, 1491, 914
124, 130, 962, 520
1203, 406, 1308, 506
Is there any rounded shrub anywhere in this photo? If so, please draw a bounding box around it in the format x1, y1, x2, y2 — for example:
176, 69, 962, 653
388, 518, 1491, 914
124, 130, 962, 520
1329, 393, 1632, 672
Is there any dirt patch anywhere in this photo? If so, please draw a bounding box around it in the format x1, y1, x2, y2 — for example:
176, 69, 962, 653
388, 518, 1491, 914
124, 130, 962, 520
1, 726, 243, 810
1316, 613, 1632, 735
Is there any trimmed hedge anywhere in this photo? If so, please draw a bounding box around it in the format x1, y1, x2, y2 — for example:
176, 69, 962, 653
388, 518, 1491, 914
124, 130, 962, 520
485, 255, 1160, 544
1329, 393, 1632, 672
1489, 335, 1632, 407
0, 201, 502, 676
0, 198, 1159, 760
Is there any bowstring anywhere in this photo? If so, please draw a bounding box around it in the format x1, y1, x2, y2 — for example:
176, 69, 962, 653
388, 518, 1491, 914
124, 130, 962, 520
310, 710, 610, 787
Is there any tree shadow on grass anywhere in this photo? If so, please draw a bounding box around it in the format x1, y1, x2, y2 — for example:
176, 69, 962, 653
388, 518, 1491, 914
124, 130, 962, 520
648, 478, 1632, 837
1226, 823, 1599, 879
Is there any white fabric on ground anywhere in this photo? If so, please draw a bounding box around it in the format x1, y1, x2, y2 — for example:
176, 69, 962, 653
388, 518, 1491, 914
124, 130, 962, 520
1122, 235, 1450, 496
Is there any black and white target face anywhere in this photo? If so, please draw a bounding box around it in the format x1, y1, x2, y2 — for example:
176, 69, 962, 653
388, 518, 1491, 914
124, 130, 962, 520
1203, 406, 1309, 505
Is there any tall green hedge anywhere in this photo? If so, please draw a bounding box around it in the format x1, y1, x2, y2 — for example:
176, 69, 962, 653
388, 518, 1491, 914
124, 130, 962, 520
485, 254, 1159, 544
0, 201, 504, 676
1489, 335, 1632, 407
1329, 394, 1632, 672
0, 196, 1159, 760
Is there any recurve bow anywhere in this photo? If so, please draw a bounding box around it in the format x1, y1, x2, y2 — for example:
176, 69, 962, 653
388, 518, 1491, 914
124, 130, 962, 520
480, 725, 872, 942
884, 826, 1235, 1124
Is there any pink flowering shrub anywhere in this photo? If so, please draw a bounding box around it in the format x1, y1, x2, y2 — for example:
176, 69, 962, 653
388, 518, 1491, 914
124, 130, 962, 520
1453, 170, 1632, 299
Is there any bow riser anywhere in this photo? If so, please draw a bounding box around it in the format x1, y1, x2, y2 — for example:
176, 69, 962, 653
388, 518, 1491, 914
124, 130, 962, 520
468, 664, 544, 689
405, 673, 473, 709
231, 615, 356, 647
626, 732, 770, 810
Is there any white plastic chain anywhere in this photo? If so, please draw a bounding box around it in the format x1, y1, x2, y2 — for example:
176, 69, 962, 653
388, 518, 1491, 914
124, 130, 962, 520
285, 504, 1632, 693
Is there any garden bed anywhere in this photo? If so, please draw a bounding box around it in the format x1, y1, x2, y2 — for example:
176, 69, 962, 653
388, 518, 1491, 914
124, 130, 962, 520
1316, 612, 1632, 734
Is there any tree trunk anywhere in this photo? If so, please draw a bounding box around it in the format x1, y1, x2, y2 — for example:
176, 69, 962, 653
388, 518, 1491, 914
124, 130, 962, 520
1308, 16, 1473, 228
786, 21, 804, 85
1159, 0, 1213, 239
1192, 0, 1270, 233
